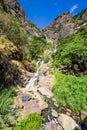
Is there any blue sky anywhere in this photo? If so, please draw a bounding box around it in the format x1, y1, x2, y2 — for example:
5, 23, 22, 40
18, 0, 87, 29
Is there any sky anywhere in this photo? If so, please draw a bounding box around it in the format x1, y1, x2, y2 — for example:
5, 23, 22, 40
18, 0, 87, 29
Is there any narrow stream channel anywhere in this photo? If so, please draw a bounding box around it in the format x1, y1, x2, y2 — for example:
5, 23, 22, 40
25, 48, 85, 130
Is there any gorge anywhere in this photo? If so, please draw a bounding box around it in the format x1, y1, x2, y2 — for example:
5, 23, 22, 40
0, 0, 87, 130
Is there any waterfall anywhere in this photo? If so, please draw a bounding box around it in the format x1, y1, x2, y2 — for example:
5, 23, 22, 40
25, 45, 56, 89
26, 60, 44, 89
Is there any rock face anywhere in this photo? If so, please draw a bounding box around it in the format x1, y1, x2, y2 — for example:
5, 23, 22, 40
43, 9, 87, 43
58, 114, 81, 130
0, 0, 42, 37
0, 0, 43, 87
0, 38, 33, 86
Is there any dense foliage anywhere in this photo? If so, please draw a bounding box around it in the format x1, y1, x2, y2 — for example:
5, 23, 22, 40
52, 72, 87, 112
44, 54, 50, 63
0, 86, 17, 129
28, 36, 47, 60
14, 113, 42, 130
52, 25, 87, 73
0, 8, 48, 62
0, 9, 28, 46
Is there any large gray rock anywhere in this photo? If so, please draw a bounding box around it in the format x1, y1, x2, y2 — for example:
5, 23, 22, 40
58, 114, 81, 130
40, 120, 63, 130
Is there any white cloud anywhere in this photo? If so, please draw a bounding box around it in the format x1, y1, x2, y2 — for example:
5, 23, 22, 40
70, 4, 78, 13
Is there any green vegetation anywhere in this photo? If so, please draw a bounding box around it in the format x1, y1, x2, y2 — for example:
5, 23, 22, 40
72, 8, 87, 22
0, 8, 30, 61
52, 72, 87, 112
28, 36, 47, 60
14, 113, 42, 130
44, 54, 50, 63
0, 8, 47, 62
0, 9, 28, 47
52, 24, 87, 72
0, 86, 17, 129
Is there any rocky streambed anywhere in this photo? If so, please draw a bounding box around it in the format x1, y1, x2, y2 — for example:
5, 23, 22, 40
14, 60, 87, 130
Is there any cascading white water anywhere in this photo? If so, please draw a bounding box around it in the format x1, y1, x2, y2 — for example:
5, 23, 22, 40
36, 60, 44, 75
26, 60, 44, 89
26, 45, 57, 89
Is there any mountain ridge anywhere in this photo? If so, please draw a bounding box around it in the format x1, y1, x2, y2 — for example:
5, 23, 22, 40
0, 0, 42, 37
43, 8, 87, 43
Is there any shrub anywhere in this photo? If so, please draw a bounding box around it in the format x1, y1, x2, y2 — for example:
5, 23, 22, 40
14, 113, 42, 130
0, 86, 17, 129
0, 9, 30, 61
52, 72, 87, 112
52, 24, 87, 72
44, 54, 50, 63
28, 36, 47, 60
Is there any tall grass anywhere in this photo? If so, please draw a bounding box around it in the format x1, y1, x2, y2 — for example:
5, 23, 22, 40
0, 86, 17, 129
52, 72, 87, 112
14, 113, 42, 130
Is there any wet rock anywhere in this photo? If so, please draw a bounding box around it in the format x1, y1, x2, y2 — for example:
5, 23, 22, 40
81, 111, 87, 121
22, 95, 30, 102
58, 114, 81, 130
51, 109, 58, 117
81, 111, 87, 128
38, 87, 53, 99
37, 100, 48, 110
14, 94, 30, 108
40, 120, 63, 130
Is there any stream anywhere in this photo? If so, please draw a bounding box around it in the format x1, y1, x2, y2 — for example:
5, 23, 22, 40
26, 60, 44, 89
25, 49, 85, 130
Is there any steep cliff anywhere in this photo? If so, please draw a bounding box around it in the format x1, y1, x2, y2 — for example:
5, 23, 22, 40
0, 0, 44, 87
43, 9, 87, 43
0, 0, 42, 36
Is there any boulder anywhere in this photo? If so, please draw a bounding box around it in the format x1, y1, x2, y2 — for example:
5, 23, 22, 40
40, 120, 63, 130
14, 94, 30, 108
37, 100, 48, 110
58, 114, 81, 130
38, 74, 54, 90
38, 87, 53, 98
21, 100, 41, 119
